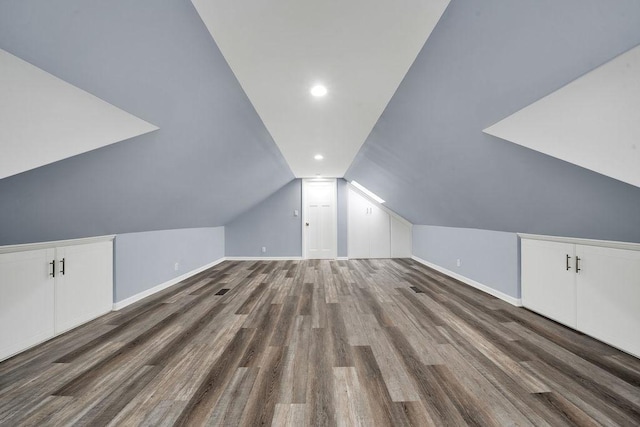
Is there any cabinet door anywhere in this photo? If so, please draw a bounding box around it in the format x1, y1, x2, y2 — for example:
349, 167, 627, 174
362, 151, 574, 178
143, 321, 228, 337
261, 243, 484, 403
576, 245, 640, 357
369, 204, 390, 258
521, 239, 577, 328
55, 241, 113, 334
390, 216, 411, 258
0, 248, 55, 361
348, 189, 372, 259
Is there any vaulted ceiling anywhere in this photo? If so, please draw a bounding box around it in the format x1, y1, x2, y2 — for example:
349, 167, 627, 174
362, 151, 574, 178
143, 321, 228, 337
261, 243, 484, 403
1, 0, 639, 245
191, 0, 449, 177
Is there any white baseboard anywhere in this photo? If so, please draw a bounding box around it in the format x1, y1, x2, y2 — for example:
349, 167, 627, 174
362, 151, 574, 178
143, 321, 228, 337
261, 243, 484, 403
336, 257, 349, 261
411, 255, 522, 307
113, 257, 226, 311
224, 256, 302, 261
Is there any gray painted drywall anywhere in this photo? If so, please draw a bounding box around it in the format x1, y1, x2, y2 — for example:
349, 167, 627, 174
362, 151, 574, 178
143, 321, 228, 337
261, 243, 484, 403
337, 179, 348, 257
114, 227, 224, 302
225, 180, 302, 257
346, 0, 640, 243
0, 0, 292, 245
413, 225, 520, 299
225, 178, 348, 258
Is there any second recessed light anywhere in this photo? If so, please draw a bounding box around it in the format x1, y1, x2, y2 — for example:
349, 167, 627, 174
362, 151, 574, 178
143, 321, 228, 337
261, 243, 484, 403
310, 85, 327, 97
314, 154, 324, 160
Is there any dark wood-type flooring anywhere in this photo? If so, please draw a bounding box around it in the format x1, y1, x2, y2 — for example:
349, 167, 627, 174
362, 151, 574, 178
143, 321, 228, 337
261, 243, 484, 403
1, 259, 639, 426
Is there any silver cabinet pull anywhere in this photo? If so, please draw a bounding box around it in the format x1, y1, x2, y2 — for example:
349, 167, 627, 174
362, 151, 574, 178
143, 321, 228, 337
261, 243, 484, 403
576, 256, 581, 273
566, 254, 571, 271
49, 260, 56, 278
60, 258, 66, 275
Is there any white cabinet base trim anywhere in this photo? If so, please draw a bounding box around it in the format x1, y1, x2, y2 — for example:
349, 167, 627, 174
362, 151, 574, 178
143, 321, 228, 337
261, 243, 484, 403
113, 257, 225, 311
224, 256, 303, 261
411, 255, 522, 307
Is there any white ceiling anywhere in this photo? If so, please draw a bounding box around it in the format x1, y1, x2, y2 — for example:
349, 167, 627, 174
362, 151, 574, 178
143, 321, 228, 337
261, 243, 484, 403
484, 44, 640, 188
0, 49, 158, 180
191, 0, 450, 178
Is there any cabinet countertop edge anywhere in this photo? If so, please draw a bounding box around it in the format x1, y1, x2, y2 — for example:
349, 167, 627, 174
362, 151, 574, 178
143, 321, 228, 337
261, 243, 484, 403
518, 233, 640, 252
0, 235, 115, 254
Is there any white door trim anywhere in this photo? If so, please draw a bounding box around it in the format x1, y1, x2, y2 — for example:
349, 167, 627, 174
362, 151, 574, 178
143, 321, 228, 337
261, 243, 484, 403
302, 178, 338, 259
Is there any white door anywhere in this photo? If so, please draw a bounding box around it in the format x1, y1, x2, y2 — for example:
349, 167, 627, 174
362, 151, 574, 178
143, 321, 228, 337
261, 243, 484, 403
576, 244, 640, 357
0, 248, 55, 361
348, 188, 371, 259
521, 239, 577, 328
369, 204, 390, 258
303, 179, 337, 259
55, 241, 113, 334
390, 216, 412, 258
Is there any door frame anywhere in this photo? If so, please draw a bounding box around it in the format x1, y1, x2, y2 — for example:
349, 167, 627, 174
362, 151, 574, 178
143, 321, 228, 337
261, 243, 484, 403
301, 178, 338, 259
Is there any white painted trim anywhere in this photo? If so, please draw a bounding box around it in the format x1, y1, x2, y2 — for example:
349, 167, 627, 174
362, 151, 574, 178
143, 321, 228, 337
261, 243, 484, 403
224, 256, 303, 261
518, 233, 640, 252
0, 234, 116, 254
112, 257, 225, 311
411, 255, 522, 307
336, 257, 349, 261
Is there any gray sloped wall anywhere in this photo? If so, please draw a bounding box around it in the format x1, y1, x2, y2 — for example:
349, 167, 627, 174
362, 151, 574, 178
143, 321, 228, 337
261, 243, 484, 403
225, 179, 302, 257
0, 0, 293, 245
346, 0, 640, 244
224, 178, 350, 258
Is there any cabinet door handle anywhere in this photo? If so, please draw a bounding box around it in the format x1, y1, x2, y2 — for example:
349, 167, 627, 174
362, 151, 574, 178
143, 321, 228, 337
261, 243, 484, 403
60, 258, 66, 275
566, 254, 571, 271
49, 260, 56, 278
575, 256, 581, 273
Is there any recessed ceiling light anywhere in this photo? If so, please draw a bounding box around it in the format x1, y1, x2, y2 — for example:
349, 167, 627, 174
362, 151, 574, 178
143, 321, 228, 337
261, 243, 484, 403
310, 85, 327, 97
314, 154, 324, 160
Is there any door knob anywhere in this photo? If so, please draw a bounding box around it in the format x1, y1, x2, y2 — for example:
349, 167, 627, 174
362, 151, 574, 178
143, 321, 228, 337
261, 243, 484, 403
305, 222, 309, 226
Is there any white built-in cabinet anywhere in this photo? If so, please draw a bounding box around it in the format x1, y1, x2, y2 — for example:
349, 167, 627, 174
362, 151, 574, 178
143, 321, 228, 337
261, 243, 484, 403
348, 187, 411, 259
0, 237, 113, 361
521, 235, 640, 358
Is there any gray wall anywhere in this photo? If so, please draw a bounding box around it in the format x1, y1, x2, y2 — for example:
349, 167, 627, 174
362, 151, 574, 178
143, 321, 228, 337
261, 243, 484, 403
225, 180, 302, 257
412, 225, 520, 299
346, 0, 640, 243
0, 0, 292, 245
225, 178, 349, 258
114, 227, 224, 302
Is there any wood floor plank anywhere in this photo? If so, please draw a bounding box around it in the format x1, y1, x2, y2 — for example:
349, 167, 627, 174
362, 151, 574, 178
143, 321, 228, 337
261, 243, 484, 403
272, 403, 307, 426
306, 327, 336, 427
279, 315, 311, 404
505, 321, 640, 409
327, 303, 354, 367
532, 392, 601, 427
1, 259, 638, 426
173, 327, 258, 426
333, 366, 373, 426
207, 366, 258, 426
238, 345, 287, 426
352, 345, 411, 426
520, 359, 638, 426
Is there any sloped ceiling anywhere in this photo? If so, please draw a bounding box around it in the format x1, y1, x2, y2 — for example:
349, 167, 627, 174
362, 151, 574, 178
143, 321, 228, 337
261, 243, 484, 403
191, 0, 450, 178
0, 0, 293, 245
484, 44, 640, 188
0, 48, 158, 180
346, 0, 640, 243
1, 0, 640, 246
